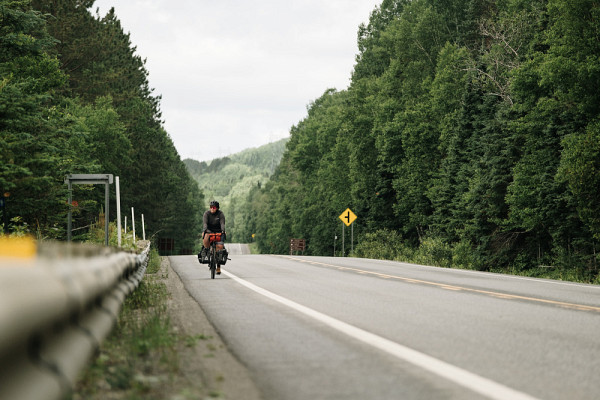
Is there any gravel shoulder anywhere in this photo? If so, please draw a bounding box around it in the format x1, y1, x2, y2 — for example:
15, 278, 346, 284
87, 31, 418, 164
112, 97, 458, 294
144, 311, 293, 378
162, 256, 263, 400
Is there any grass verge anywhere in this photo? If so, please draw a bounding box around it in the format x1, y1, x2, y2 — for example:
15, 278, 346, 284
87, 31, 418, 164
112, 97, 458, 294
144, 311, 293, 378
248, 242, 259, 254
70, 248, 207, 400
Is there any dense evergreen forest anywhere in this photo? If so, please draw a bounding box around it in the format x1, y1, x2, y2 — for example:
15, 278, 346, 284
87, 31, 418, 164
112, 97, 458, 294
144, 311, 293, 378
1, 0, 203, 252
3, 0, 599, 280
243, 0, 600, 282
184, 138, 288, 243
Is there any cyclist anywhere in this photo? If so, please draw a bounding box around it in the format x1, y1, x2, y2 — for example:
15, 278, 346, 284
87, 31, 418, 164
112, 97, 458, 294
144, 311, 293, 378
198, 200, 227, 273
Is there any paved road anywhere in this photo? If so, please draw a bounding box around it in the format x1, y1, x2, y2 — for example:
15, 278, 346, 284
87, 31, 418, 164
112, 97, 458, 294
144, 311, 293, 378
169, 253, 600, 400
225, 243, 251, 255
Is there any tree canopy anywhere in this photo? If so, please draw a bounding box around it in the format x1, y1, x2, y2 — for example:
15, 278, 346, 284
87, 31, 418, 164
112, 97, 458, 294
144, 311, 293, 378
1, 0, 202, 252
244, 0, 600, 282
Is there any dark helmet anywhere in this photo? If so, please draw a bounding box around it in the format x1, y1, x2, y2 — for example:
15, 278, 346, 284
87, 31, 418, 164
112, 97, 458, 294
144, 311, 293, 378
209, 200, 220, 209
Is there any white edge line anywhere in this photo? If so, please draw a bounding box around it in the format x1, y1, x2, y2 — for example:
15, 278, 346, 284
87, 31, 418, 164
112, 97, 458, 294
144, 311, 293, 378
222, 269, 540, 400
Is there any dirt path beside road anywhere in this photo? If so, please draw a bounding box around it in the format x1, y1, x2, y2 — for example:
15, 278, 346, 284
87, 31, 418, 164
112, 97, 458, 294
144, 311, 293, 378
162, 256, 262, 400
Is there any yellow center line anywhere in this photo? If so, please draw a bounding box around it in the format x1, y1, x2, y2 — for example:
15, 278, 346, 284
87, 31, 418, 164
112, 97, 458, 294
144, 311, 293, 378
277, 255, 600, 313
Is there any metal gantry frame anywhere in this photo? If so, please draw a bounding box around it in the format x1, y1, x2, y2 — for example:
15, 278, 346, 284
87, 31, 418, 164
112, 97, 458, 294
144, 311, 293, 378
65, 174, 114, 245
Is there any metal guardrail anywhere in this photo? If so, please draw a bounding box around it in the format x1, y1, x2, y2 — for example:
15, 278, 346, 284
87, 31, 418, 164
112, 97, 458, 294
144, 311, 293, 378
0, 239, 150, 400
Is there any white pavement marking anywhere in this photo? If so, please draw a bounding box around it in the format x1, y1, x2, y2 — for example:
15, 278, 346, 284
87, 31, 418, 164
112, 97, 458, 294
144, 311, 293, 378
222, 269, 540, 400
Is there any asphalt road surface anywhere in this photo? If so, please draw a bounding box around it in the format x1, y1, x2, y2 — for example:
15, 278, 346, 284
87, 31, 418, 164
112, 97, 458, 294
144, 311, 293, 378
169, 252, 600, 400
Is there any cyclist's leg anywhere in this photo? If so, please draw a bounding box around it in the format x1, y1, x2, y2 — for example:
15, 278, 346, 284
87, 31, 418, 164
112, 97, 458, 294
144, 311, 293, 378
200, 231, 212, 262
203, 232, 211, 249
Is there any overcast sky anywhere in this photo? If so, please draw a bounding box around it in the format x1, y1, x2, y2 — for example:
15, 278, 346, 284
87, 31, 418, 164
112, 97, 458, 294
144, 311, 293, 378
91, 1, 381, 162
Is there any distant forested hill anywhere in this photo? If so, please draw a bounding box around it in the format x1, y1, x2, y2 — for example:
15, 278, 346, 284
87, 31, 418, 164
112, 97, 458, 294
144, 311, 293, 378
183, 138, 288, 242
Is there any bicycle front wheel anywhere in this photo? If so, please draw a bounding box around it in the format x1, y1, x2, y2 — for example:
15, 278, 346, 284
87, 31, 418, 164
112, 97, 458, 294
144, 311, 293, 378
209, 248, 216, 279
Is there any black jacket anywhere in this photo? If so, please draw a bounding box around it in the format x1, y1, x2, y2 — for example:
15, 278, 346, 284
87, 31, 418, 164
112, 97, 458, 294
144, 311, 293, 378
203, 209, 225, 233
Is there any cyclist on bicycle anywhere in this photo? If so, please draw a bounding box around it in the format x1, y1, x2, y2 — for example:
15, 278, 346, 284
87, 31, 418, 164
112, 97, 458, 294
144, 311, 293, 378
198, 200, 227, 273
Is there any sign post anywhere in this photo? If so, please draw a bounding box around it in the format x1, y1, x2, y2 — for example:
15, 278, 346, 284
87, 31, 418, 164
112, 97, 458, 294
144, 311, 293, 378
116, 176, 121, 247
65, 174, 113, 245
338, 208, 357, 256
333, 234, 337, 256
1, 192, 8, 232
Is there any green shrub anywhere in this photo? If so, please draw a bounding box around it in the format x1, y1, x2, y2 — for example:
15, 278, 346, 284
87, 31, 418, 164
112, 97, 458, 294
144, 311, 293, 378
354, 229, 414, 261
414, 235, 453, 268
451, 239, 476, 269
146, 247, 162, 274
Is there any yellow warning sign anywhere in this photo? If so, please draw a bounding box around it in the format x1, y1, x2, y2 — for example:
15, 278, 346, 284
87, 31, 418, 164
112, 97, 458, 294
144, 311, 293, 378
339, 208, 357, 226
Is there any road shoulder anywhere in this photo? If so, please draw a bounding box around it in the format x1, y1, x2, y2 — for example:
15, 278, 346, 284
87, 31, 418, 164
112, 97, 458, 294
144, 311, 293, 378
163, 256, 263, 400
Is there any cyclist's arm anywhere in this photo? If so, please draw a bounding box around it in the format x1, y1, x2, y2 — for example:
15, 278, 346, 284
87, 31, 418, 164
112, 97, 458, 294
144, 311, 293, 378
202, 210, 209, 233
